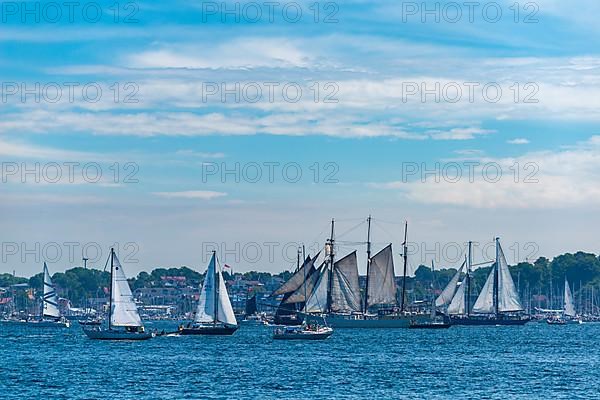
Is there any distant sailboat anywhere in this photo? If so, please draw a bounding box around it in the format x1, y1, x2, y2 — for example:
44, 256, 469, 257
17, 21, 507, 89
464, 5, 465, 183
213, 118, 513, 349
547, 278, 582, 325
0, 262, 70, 327
450, 238, 530, 326
179, 251, 238, 335
82, 248, 153, 340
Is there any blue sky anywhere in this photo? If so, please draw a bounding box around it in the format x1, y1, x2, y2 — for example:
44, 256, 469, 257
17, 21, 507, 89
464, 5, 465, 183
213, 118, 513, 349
2, 0, 600, 276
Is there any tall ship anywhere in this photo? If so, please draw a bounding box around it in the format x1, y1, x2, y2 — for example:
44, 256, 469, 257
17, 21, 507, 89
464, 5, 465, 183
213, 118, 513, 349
0, 262, 70, 327
439, 238, 530, 326
82, 249, 153, 340
179, 251, 238, 335
276, 217, 429, 328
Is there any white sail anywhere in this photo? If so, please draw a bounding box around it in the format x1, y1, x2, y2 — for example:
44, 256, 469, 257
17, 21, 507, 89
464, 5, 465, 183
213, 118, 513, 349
564, 279, 576, 317
42, 262, 61, 318
110, 253, 143, 327
366, 245, 397, 307
195, 253, 217, 323
330, 251, 362, 313
472, 264, 496, 314
304, 266, 329, 313
216, 266, 237, 326
447, 282, 466, 315
435, 262, 464, 308
497, 244, 524, 312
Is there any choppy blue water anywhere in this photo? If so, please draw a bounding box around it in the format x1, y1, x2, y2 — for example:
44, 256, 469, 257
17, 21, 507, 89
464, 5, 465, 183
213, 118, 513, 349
0, 322, 598, 399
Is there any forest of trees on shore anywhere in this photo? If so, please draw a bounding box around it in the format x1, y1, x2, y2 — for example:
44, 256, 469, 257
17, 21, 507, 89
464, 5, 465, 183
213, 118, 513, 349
1, 251, 599, 307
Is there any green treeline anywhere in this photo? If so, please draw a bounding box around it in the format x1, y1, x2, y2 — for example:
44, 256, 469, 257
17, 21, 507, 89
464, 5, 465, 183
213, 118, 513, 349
1, 252, 599, 306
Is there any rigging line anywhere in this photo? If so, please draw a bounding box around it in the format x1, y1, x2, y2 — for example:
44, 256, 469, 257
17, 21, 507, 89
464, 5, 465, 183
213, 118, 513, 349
337, 240, 367, 246
372, 217, 409, 226
372, 220, 402, 246
334, 217, 366, 222
336, 219, 366, 240
307, 221, 333, 249
102, 252, 110, 272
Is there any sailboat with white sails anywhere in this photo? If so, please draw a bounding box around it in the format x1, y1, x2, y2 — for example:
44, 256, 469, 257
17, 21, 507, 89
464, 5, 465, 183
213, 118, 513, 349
547, 278, 582, 325
179, 251, 238, 335
440, 238, 530, 326
82, 248, 154, 340
0, 262, 70, 327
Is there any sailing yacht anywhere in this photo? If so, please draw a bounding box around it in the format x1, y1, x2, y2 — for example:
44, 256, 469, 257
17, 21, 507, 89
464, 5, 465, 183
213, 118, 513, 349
302, 218, 429, 328
82, 249, 153, 340
547, 279, 582, 325
179, 251, 238, 335
0, 262, 70, 327
446, 238, 530, 326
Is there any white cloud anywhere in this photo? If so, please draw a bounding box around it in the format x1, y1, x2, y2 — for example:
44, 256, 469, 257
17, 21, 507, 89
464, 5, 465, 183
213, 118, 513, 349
507, 138, 530, 145
429, 128, 495, 140
374, 136, 600, 209
128, 38, 313, 69
175, 150, 226, 159
153, 191, 227, 200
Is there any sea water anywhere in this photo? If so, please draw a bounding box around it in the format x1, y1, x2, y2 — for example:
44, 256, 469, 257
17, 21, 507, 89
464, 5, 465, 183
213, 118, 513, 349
0, 322, 597, 399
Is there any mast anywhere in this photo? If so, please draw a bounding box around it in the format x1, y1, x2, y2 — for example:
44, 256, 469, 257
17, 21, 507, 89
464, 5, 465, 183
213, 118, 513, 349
430, 260, 436, 318
295, 248, 301, 312
400, 221, 408, 312
494, 238, 500, 318
213, 250, 218, 325
108, 248, 114, 331
326, 219, 335, 313
467, 241, 472, 316
363, 215, 372, 313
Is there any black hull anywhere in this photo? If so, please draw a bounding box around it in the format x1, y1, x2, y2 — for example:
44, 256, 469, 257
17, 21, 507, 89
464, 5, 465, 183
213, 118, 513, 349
179, 326, 238, 336
450, 316, 530, 326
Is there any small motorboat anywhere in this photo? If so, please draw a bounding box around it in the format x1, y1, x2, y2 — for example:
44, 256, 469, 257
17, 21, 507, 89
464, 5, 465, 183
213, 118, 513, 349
546, 316, 567, 325
83, 325, 155, 340
273, 324, 333, 340
409, 319, 451, 329
78, 318, 102, 327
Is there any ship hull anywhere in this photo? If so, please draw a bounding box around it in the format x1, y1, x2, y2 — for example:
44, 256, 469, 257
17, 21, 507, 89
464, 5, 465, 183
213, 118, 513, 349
0, 319, 70, 328
179, 324, 238, 336
450, 316, 530, 326
304, 313, 430, 328
82, 328, 154, 340
273, 329, 333, 340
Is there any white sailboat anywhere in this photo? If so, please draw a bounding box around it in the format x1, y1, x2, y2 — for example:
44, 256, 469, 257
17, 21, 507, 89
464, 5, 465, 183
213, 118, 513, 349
82, 248, 153, 340
179, 251, 238, 335
0, 262, 70, 327
547, 279, 582, 325
450, 238, 530, 325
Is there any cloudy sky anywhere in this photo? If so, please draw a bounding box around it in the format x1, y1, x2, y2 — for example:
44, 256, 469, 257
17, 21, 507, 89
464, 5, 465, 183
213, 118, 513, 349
2, 0, 600, 276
